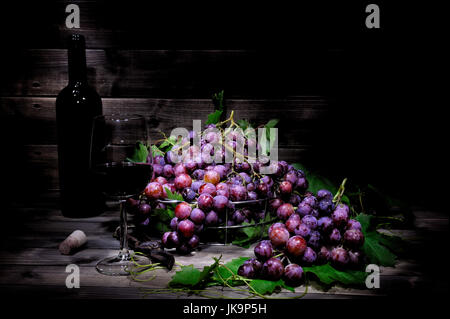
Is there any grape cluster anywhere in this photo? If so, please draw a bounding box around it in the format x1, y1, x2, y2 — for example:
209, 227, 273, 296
237, 190, 365, 285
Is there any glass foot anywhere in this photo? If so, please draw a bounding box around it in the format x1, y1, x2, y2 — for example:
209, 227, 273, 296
96, 251, 150, 276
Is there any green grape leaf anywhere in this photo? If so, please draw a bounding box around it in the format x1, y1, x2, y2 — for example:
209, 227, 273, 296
237, 119, 250, 131
265, 119, 279, 129
169, 265, 202, 287
151, 144, 164, 157
212, 90, 225, 110
231, 222, 264, 248
212, 256, 248, 286
126, 141, 149, 163
205, 110, 223, 125
303, 263, 367, 286
165, 188, 184, 201
291, 163, 339, 195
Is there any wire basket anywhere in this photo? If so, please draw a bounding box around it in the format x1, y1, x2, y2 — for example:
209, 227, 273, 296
157, 198, 276, 246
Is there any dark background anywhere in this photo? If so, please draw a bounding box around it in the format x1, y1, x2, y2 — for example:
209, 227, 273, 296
0, 1, 444, 210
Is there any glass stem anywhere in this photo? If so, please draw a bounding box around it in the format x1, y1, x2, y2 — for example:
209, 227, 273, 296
119, 200, 130, 259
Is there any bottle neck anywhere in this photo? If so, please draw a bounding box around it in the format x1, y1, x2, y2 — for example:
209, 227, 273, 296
68, 35, 88, 84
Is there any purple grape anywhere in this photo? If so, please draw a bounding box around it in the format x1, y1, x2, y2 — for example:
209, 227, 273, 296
347, 219, 362, 231
199, 183, 217, 196
277, 203, 295, 220
269, 198, 284, 212
188, 235, 200, 249
163, 164, 174, 178
308, 231, 321, 250
162, 231, 171, 248
302, 215, 318, 230
177, 243, 192, 255
197, 193, 214, 211
244, 258, 262, 273
254, 240, 273, 261
284, 171, 298, 185
170, 217, 179, 231
192, 169, 205, 180
238, 263, 257, 279
247, 191, 258, 201
302, 195, 317, 208
285, 214, 301, 233
205, 210, 219, 226
348, 250, 361, 266
287, 235, 307, 257
318, 216, 334, 233
302, 247, 317, 264
332, 204, 350, 227
331, 247, 349, 267
343, 229, 365, 248
190, 208, 205, 224
283, 264, 303, 286
295, 223, 311, 238
178, 219, 195, 238
288, 194, 302, 206
232, 210, 246, 224
213, 165, 228, 179
261, 176, 273, 188
269, 227, 290, 248
138, 203, 152, 215
152, 163, 163, 176
296, 202, 312, 217
268, 222, 286, 235
246, 183, 256, 192
191, 180, 205, 192
213, 195, 229, 212
230, 184, 248, 201
168, 231, 181, 247
317, 189, 333, 200
329, 228, 342, 243
318, 199, 334, 215
318, 246, 331, 263
262, 258, 284, 280
182, 187, 197, 202
295, 177, 308, 190
279, 181, 293, 196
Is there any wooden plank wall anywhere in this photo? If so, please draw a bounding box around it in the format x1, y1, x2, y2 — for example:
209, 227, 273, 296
0, 1, 348, 198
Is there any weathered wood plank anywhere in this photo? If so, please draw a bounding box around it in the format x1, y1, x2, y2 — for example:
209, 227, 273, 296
0, 49, 340, 97
0, 97, 328, 145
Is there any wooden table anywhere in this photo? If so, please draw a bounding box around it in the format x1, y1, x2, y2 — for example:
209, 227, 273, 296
1, 196, 447, 299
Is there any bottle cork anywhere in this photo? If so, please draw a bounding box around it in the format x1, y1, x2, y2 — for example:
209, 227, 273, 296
58, 230, 87, 255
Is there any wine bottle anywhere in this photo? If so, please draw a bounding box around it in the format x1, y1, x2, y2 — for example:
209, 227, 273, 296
56, 34, 104, 217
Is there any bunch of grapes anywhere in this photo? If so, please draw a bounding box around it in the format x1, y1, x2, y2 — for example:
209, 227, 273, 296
237, 190, 365, 285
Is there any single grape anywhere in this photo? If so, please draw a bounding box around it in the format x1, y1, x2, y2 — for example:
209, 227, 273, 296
256, 183, 269, 197
343, 229, 365, 248
268, 222, 286, 235
213, 165, 228, 179
197, 193, 214, 211
173, 163, 187, 176
190, 208, 205, 224
269, 227, 290, 248
154, 176, 168, 185
254, 240, 273, 261
279, 181, 293, 196
191, 180, 205, 193
162, 231, 172, 248
138, 203, 151, 215
178, 219, 195, 238
153, 155, 165, 166
204, 170, 221, 185
261, 176, 273, 188
244, 258, 263, 273
317, 189, 333, 200
295, 177, 308, 190
284, 171, 298, 185
230, 184, 248, 202
246, 182, 256, 192
192, 169, 205, 180
232, 210, 246, 224
205, 210, 219, 226
318, 246, 331, 263
285, 214, 301, 233
329, 228, 342, 243
168, 231, 181, 247
283, 263, 303, 286
288, 194, 302, 206
144, 182, 163, 199
170, 217, 179, 231
331, 247, 349, 267
302, 215, 318, 230
302, 194, 317, 208
318, 198, 334, 215
277, 203, 295, 220
346, 219, 362, 231
296, 202, 312, 217
182, 187, 196, 202
269, 198, 284, 212
174, 173, 192, 190
163, 164, 174, 178
152, 163, 164, 176
216, 182, 229, 192
294, 223, 311, 238
184, 160, 197, 173
188, 235, 200, 249
302, 247, 317, 264
286, 235, 307, 257
332, 204, 350, 227
318, 216, 334, 233
199, 183, 217, 196
262, 258, 284, 281
238, 263, 257, 279
247, 191, 258, 201
213, 195, 229, 212
177, 243, 192, 255
174, 202, 192, 220
308, 231, 321, 250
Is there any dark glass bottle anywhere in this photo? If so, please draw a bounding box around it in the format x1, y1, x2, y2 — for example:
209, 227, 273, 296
56, 34, 104, 217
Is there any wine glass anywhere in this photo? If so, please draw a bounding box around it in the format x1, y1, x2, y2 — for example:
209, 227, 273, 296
90, 114, 152, 276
